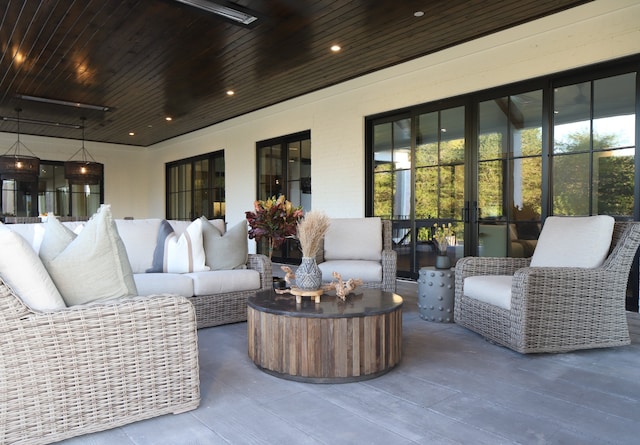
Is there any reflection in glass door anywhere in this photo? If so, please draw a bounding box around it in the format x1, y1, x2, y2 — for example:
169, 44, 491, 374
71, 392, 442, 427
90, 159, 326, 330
372, 117, 412, 276
552, 74, 636, 218
414, 107, 465, 270
372, 107, 466, 278
476, 91, 543, 258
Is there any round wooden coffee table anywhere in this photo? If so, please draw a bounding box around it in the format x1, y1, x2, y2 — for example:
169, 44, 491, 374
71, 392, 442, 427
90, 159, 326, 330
247, 288, 403, 383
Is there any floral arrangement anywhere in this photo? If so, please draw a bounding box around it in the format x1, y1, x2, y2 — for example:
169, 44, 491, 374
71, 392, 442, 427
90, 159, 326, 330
297, 211, 330, 258
432, 222, 455, 255
246, 195, 303, 259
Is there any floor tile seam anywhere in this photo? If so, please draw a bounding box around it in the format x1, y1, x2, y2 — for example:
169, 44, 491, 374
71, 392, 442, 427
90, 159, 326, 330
278, 386, 435, 445
247, 393, 359, 445
546, 419, 636, 445
191, 398, 313, 445
514, 363, 640, 405
425, 390, 571, 440
388, 366, 489, 401
421, 405, 520, 445
521, 370, 640, 407
185, 411, 235, 445
518, 384, 640, 424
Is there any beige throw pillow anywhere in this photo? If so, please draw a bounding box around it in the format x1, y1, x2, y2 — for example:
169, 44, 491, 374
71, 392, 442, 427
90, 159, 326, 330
39, 205, 138, 306
200, 218, 248, 270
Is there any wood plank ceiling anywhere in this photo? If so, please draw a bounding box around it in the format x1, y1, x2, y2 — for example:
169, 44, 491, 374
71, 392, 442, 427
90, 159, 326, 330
0, 0, 592, 147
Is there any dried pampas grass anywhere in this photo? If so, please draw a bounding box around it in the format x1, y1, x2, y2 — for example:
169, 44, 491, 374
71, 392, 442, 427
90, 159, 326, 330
297, 211, 330, 258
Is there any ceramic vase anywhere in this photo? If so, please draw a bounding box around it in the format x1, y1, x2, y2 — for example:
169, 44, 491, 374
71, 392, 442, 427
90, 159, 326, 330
435, 254, 451, 269
296, 257, 322, 290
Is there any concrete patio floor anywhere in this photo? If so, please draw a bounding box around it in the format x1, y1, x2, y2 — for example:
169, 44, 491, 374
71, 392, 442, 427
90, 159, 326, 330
56, 280, 640, 445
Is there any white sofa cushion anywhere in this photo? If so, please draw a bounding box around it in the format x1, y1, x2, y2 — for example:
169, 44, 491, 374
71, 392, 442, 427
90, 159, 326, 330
463, 275, 513, 310
0, 223, 67, 311
134, 273, 194, 297
324, 217, 382, 261
38, 205, 138, 306
318, 260, 382, 283
147, 219, 209, 273
4, 222, 45, 252
115, 218, 162, 274
186, 269, 261, 295
530, 215, 615, 268
201, 218, 248, 270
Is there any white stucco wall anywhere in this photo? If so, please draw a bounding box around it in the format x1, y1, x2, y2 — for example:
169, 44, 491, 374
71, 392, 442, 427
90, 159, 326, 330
2, 0, 639, 226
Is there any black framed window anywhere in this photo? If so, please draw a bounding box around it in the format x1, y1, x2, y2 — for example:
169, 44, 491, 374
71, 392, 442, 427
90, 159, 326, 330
256, 130, 311, 262
366, 55, 639, 309
552, 72, 636, 218
166, 151, 225, 220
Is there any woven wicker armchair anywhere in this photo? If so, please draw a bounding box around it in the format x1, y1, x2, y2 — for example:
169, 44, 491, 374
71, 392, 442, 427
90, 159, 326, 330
317, 218, 397, 292
454, 221, 640, 354
0, 279, 200, 445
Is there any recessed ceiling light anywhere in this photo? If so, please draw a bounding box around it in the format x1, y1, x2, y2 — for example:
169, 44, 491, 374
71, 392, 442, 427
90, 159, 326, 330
165, 116, 173, 121
129, 132, 135, 136
226, 90, 235, 96
330, 45, 341, 52
414, 11, 424, 17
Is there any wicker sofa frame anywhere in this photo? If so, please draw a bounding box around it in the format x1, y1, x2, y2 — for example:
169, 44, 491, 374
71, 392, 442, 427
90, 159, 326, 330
0, 279, 200, 445
191, 253, 272, 328
454, 221, 640, 354
315, 219, 397, 293
2, 216, 274, 330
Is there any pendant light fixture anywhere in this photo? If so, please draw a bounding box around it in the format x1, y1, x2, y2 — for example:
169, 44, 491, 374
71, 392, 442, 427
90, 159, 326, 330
64, 117, 103, 185
0, 108, 41, 182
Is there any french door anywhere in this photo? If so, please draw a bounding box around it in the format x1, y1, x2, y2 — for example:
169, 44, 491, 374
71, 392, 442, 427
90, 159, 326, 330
370, 105, 468, 279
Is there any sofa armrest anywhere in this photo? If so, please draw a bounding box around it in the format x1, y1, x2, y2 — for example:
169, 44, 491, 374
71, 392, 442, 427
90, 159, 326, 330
0, 285, 200, 445
247, 253, 272, 291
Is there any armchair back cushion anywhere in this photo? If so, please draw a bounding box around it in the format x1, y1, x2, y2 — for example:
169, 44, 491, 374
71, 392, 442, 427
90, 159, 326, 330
324, 217, 382, 261
530, 215, 615, 268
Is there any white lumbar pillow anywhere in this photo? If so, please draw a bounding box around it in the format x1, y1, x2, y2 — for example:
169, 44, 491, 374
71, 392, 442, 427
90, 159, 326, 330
147, 218, 209, 273
0, 222, 66, 311
530, 215, 615, 268
39, 205, 138, 306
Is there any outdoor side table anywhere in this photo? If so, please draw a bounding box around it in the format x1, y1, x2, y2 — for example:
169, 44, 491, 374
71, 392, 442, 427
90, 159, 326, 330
418, 266, 455, 322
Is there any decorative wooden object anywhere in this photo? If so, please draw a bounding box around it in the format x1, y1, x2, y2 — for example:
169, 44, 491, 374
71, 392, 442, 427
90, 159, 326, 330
289, 286, 323, 303
281, 265, 296, 287
322, 272, 363, 300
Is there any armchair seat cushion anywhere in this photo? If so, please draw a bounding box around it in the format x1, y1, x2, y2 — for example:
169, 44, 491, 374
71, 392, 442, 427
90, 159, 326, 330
319, 260, 382, 283
463, 275, 513, 310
